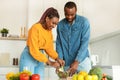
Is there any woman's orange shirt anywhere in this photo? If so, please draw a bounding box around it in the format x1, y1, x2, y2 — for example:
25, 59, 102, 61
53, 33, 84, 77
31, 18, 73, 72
27, 23, 58, 63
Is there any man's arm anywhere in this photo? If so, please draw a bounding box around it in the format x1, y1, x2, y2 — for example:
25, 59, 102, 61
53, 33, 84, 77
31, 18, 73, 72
56, 24, 63, 59
75, 18, 90, 63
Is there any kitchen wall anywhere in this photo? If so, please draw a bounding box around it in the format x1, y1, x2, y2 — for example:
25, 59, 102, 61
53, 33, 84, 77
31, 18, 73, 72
27, 0, 120, 40
89, 33, 120, 65
83, 0, 120, 39
0, 0, 28, 35
1, 0, 120, 39
27, 0, 83, 40
0, 0, 120, 66
26, 0, 120, 66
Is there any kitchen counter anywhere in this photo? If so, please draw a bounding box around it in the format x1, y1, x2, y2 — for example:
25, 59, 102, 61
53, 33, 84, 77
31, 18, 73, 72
94, 65, 120, 80
0, 65, 60, 80
0, 37, 27, 41
93, 65, 113, 76
93, 65, 112, 69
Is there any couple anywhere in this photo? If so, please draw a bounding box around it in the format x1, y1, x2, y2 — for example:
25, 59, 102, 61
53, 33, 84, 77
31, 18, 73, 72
19, 1, 91, 80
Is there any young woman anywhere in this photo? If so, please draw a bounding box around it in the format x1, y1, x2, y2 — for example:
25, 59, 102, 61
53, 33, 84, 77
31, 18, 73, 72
19, 7, 64, 80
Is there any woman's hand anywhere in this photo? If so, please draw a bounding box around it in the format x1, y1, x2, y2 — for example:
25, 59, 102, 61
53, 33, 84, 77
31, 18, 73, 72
55, 58, 65, 66
51, 61, 60, 68
46, 60, 60, 68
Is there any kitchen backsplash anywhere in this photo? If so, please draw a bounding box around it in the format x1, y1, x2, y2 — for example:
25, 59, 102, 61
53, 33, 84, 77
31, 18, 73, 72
0, 40, 26, 66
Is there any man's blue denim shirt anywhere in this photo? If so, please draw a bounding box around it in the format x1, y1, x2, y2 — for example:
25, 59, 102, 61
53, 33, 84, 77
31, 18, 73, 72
56, 15, 90, 66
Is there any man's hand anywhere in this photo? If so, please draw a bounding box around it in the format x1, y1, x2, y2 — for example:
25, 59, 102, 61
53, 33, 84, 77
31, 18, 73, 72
67, 60, 79, 76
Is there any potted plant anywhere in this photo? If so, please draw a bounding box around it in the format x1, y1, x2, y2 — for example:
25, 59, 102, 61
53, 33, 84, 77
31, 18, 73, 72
0, 28, 9, 37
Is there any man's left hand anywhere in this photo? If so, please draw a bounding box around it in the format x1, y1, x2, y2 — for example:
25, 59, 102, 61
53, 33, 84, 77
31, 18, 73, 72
68, 60, 79, 76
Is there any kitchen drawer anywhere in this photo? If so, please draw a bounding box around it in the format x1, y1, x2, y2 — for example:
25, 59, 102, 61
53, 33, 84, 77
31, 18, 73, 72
48, 67, 59, 80
0, 75, 6, 80
0, 67, 19, 75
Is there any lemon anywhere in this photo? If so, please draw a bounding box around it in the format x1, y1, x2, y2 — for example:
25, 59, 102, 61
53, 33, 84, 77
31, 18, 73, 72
85, 75, 92, 80
92, 75, 98, 80
78, 71, 88, 77
20, 70, 32, 76
78, 74, 84, 80
6, 72, 15, 80
72, 74, 78, 80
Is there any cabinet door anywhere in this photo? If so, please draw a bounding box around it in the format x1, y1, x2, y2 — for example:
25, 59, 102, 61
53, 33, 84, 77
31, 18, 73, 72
48, 67, 59, 80
0, 67, 19, 80
0, 67, 19, 74
44, 67, 49, 80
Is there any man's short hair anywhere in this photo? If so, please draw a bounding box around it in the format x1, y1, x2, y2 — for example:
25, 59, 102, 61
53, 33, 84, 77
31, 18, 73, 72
64, 1, 77, 10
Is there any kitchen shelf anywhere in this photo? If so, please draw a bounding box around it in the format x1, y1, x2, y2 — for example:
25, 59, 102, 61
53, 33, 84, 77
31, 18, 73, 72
0, 65, 19, 68
0, 37, 27, 41
0, 65, 52, 68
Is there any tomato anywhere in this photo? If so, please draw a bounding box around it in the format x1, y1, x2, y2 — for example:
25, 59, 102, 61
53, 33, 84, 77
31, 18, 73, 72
20, 73, 30, 80
31, 74, 40, 80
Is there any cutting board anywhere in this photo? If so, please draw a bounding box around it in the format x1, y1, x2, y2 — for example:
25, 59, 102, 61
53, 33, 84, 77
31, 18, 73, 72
0, 53, 10, 66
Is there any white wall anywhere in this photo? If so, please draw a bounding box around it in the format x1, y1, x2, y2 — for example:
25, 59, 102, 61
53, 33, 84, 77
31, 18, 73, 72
83, 0, 120, 39
0, 0, 120, 66
27, 0, 83, 40
90, 34, 120, 65
0, 0, 28, 36
1, 0, 120, 40
27, 0, 120, 40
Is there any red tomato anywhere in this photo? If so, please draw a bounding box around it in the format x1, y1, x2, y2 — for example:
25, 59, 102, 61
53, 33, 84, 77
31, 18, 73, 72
31, 74, 40, 80
20, 73, 30, 80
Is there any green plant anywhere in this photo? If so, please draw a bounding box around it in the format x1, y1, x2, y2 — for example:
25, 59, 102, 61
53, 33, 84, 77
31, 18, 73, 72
0, 28, 9, 34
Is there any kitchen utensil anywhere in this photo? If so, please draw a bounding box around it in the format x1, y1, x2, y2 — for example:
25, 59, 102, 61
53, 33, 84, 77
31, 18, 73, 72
91, 55, 99, 66
56, 66, 69, 79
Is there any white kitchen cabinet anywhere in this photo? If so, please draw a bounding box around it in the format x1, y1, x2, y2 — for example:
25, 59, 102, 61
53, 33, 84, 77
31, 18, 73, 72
0, 67, 19, 74
0, 66, 19, 80
44, 67, 49, 80
0, 38, 26, 66
0, 38, 26, 79
48, 67, 59, 80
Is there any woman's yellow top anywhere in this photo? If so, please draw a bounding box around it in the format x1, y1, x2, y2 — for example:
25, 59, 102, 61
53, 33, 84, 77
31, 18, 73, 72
27, 23, 58, 63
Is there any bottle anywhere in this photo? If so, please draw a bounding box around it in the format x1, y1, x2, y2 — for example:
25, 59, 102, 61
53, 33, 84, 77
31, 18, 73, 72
13, 58, 15, 65
15, 58, 18, 65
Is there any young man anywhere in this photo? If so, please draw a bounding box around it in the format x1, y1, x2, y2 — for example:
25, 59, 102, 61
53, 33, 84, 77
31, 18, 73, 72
56, 1, 91, 76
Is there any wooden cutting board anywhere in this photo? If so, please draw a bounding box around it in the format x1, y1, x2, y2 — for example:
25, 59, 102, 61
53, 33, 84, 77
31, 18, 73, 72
0, 53, 10, 66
